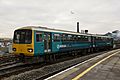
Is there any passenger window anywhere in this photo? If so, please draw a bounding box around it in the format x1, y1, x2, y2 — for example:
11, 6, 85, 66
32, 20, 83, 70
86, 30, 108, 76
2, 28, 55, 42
77, 36, 80, 41
36, 32, 42, 42
84, 36, 88, 41
62, 34, 66, 42
68, 35, 72, 41
81, 36, 85, 41
54, 34, 60, 42
88, 36, 91, 42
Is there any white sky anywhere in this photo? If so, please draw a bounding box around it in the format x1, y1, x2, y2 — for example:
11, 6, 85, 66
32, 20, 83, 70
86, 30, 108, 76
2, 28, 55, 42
0, 0, 120, 38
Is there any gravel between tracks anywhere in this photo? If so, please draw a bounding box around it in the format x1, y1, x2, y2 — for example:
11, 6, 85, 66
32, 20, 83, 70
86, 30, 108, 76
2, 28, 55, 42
4, 50, 118, 80
0, 53, 17, 65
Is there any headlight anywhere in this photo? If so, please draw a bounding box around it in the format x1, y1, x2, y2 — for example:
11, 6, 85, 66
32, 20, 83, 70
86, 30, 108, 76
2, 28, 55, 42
27, 48, 33, 52
12, 48, 16, 51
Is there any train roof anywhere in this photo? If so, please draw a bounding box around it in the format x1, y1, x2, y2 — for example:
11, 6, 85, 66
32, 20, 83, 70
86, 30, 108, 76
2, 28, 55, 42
17, 26, 92, 36
92, 34, 112, 38
16, 26, 112, 38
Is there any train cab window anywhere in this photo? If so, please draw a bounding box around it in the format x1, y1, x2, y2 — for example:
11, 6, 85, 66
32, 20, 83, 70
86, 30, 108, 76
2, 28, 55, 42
54, 34, 60, 42
36, 32, 42, 42
13, 29, 32, 44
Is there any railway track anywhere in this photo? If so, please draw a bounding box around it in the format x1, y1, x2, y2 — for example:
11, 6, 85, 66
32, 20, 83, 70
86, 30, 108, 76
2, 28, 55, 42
0, 62, 23, 78
0, 61, 18, 68
0, 61, 47, 79
0, 54, 72, 79
0, 49, 118, 80
0, 54, 18, 65
3, 49, 118, 80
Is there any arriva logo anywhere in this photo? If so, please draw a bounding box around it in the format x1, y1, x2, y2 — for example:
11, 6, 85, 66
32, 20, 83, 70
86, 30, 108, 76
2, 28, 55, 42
57, 45, 67, 49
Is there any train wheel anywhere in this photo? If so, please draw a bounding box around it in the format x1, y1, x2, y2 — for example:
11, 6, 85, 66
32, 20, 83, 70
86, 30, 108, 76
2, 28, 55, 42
53, 54, 56, 61
19, 53, 25, 62
43, 55, 46, 63
90, 48, 94, 53
81, 49, 85, 56
44, 55, 48, 63
49, 54, 53, 62
45, 54, 51, 63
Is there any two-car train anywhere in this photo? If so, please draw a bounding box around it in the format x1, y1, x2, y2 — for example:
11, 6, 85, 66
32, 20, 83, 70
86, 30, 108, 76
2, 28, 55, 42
12, 26, 113, 61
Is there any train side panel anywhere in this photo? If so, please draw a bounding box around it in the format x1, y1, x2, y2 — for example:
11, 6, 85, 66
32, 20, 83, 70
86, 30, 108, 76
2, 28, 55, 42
52, 33, 62, 53
94, 37, 113, 49
52, 34, 92, 52
59, 42, 91, 51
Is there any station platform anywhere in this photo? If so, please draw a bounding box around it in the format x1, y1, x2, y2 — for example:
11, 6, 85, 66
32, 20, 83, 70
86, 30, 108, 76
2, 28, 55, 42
45, 49, 120, 80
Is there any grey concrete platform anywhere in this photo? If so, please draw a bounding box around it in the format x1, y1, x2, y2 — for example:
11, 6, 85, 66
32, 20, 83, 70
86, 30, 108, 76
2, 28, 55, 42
80, 52, 120, 80
46, 49, 120, 80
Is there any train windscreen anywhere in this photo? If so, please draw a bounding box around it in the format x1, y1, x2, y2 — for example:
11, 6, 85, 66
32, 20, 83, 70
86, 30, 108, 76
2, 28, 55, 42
13, 29, 32, 44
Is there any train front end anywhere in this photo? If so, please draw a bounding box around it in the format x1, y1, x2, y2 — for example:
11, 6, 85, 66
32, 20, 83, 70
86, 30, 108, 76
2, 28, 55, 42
12, 29, 34, 57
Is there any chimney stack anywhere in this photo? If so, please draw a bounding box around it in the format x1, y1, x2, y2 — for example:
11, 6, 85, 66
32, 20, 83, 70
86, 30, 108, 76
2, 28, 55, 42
85, 30, 88, 34
77, 22, 79, 33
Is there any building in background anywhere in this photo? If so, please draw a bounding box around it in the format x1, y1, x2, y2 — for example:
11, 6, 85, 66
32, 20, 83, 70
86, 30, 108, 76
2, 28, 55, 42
0, 38, 12, 47
105, 30, 120, 48
105, 30, 120, 40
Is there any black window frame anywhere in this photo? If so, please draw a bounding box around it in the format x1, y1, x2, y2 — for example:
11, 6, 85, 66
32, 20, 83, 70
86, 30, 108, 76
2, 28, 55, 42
13, 29, 32, 44
53, 33, 61, 42
36, 32, 43, 42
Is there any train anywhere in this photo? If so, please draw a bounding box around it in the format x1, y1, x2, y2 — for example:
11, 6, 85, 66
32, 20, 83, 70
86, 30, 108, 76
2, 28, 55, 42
12, 26, 113, 61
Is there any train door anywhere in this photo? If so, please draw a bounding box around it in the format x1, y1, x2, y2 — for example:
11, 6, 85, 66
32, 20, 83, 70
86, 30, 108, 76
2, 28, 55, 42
91, 36, 95, 48
35, 31, 44, 56
44, 32, 52, 52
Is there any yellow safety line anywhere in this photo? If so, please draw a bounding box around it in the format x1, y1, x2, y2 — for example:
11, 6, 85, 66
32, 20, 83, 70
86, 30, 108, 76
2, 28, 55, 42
72, 51, 120, 80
